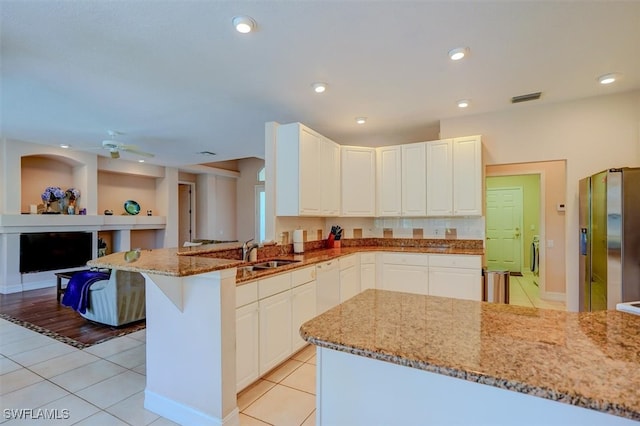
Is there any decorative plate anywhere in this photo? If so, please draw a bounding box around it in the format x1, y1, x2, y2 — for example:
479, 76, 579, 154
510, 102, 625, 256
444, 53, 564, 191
124, 200, 141, 215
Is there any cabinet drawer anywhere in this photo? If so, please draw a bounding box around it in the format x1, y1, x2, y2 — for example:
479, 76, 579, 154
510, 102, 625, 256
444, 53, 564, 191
360, 253, 376, 264
382, 253, 429, 267
259, 273, 292, 299
429, 254, 481, 269
236, 281, 258, 308
291, 266, 316, 288
340, 254, 357, 270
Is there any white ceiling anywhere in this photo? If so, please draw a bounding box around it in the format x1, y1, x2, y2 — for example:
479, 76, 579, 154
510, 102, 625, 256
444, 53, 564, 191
2, 1, 639, 167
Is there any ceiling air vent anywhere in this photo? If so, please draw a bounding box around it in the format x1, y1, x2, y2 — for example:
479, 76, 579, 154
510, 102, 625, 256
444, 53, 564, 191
511, 92, 542, 104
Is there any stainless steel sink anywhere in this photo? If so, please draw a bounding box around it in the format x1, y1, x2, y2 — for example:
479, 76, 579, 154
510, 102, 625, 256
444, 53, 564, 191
252, 259, 300, 269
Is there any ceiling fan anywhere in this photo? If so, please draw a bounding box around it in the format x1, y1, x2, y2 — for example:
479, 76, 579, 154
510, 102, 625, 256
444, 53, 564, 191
102, 131, 154, 159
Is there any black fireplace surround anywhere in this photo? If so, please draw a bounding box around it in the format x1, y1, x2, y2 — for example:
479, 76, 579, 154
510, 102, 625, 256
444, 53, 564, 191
19, 232, 92, 273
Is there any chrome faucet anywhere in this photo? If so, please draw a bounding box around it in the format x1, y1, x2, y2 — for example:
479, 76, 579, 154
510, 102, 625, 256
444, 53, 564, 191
242, 238, 259, 262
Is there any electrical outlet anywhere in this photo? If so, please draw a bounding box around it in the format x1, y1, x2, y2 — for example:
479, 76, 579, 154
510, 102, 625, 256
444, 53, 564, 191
547, 239, 554, 248
530, 224, 535, 230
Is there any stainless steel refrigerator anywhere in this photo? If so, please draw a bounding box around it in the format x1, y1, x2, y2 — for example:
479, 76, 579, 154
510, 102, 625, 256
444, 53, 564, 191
579, 168, 640, 311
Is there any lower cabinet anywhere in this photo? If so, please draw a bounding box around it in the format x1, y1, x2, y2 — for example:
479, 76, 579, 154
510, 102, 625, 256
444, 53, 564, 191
292, 281, 316, 352
360, 253, 376, 290
380, 253, 429, 295
428, 254, 483, 301
428, 267, 482, 301
236, 302, 259, 392
259, 290, 293, 375
339, 255, 360, 302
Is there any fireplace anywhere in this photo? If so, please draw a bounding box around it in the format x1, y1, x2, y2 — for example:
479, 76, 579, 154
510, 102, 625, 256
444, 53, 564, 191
19, 232, 93, 273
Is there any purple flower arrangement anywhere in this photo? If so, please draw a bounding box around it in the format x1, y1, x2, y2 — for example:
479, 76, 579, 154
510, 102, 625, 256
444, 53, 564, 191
65, 188, 80, 201
41, 186, 65, 203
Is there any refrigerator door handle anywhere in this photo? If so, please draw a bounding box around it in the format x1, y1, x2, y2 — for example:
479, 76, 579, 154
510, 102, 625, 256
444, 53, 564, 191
580, 228, 588, 256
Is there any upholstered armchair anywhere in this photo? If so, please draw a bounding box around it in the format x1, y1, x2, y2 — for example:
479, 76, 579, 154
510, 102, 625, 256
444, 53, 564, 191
80, 270, 146, 327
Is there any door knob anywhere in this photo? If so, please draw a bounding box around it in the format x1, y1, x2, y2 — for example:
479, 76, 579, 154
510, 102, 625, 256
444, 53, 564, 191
514, 227, 521, 238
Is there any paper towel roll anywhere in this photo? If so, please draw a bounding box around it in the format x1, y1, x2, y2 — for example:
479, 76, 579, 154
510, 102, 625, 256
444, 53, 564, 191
293, 229, 304, 253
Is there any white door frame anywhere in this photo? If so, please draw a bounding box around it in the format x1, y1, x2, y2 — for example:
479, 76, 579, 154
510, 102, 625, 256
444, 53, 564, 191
486, 186, 524, 274
178, 181, 197, 243
485, 169, 547, 297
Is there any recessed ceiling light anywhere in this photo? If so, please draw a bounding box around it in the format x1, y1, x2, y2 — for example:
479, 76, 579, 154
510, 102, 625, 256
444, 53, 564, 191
312, 82, 327, 93
355, 117, 367, 124
138, 159, 145, 163
598, 73, 618, 85
59, 144, 70, 149
457, 99, 470, 108
232, 16, 256, 34
448, 47, 469, 61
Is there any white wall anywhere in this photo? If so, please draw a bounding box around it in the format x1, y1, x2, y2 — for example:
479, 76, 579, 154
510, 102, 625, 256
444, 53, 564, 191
236, 157, 265, 243
440, 90, 640, 311
196, 174, 238, 241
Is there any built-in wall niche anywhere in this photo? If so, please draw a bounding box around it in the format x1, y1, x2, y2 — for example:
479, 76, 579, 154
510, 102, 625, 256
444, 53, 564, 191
97, 231, 113, 256
98, 171, 157, 215
21, 155, 84, 213
131, 229, 163, 250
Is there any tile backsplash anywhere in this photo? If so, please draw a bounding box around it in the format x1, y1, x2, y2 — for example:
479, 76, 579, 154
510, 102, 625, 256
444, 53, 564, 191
276, 216, 485, 243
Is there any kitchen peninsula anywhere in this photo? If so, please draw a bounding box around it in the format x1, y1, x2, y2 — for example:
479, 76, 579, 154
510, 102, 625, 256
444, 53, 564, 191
89, 240, 638, 425
300, 289, 640, 425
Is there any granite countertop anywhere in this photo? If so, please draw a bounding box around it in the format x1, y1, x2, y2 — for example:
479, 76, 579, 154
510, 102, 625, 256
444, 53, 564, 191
88, 243, 484, 280
300, 289, 640, 421
87, 248, 244, 277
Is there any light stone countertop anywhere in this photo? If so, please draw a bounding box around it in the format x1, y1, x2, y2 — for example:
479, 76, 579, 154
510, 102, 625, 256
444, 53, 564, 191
300, 289, 640, 421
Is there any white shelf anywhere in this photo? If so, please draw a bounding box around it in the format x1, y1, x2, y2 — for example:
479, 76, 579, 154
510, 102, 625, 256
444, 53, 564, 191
0, 214, 166, 233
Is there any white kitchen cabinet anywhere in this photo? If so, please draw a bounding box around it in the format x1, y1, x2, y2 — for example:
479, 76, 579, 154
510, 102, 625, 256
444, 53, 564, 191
453, 135, 483, 216
401, 142, 427, 216
426, 139, 454, 216
236, 301, 260, 392
376, 146, 402, 216
341, 146, 376, 216
292, 267, 317, 352
380, 253, 429, 295
316, 259, 341, 315
321, 138, 341, 216
339, 254, 360, 302
360, 252, 376, 290
276, 122, 340, 216
292, 281, 317, 352
428, 254, 483, 301
425, 136, 482, 217
259, 289, 292, 374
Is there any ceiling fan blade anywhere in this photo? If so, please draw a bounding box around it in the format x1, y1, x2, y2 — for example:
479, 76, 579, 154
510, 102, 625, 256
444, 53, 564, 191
120, 146, 155, 158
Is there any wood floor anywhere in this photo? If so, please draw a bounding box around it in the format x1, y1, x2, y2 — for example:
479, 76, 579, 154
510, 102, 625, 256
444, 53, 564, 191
0, 286, 145, 346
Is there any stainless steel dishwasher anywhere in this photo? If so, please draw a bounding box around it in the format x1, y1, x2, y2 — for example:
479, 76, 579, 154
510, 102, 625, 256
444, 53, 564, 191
316, 259, 341, 315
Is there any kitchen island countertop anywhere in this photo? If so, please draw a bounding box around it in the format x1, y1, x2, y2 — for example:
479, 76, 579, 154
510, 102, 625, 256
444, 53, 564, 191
300, 289, 640, 421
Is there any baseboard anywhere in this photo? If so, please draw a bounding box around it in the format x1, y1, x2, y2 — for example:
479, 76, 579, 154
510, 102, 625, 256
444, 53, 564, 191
540, 291, 565, 302
144, 389, 239, 426
22, 281, 55, 292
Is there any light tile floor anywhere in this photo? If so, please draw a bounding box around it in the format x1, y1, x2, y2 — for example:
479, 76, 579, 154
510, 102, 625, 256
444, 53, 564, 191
509, 271, 565, 311
1, 318, 316, 425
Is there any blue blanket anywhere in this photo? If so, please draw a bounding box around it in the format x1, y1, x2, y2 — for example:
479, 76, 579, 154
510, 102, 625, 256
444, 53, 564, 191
61, 271, 110, 314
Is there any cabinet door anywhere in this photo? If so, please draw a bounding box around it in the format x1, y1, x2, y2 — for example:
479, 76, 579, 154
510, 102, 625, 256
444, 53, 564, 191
453, 135, 482, 216
361, 263, 376, 290
428, 267, 482, 301
321, 139, 341, 216
426, 139, 453, 216
341, 146, 376, 216
299, 127, 322, 215
316, 261, 341, 314
236, 302, 259, 392
292, 281, 317, 352
376, 146, 402, 216
340, 266, 360, 302
381, 264, 428, 295
401, 142, 427, 216
259, 290, 292, 374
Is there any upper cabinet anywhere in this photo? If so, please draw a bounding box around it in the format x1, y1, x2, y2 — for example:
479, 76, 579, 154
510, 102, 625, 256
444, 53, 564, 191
426, 136, 482, 217
401, 142, 427, 216
341, 146, 376, 216
376, 146, 402, 217
276, 123, 340, 216
452, 135, 483, 216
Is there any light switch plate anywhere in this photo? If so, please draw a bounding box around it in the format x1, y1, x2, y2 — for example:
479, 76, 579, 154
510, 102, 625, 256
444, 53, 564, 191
617, 302, 640, 316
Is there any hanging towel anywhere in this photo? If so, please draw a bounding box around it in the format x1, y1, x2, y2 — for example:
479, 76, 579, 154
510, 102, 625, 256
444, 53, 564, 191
61, 271, 110, 314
